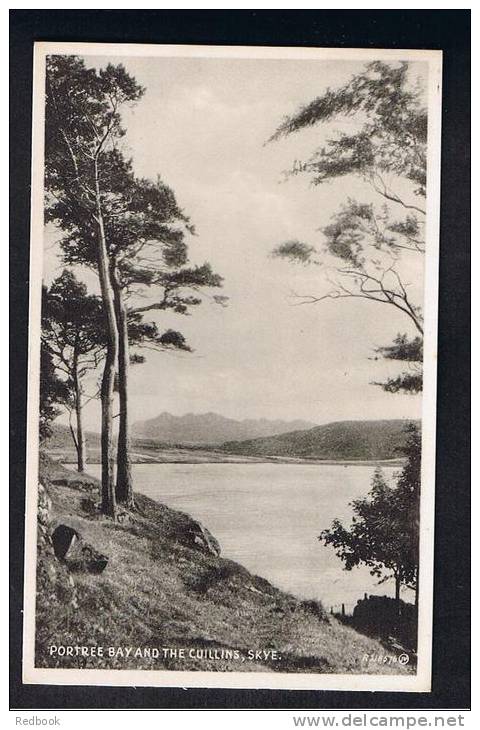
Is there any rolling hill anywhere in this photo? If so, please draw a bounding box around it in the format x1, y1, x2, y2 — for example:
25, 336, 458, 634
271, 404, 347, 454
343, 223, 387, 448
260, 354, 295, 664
46, 418, 419, 463
132, 411, 317, 446
44, 424, 101, 450
219, 419, 419, 461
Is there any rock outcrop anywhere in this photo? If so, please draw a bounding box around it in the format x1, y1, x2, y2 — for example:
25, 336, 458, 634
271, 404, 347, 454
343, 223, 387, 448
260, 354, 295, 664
51, 524, 109, 573
179, 519, 221, 557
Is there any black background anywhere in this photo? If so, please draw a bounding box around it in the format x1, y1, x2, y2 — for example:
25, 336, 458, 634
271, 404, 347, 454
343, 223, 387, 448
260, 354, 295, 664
10, 9, 470, 711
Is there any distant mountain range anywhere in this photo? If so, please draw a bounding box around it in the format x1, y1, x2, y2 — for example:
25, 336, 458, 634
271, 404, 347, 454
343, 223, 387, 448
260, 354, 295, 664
219, 419, 419, 461
46, 417, 419, 462
132, 411, 318, 446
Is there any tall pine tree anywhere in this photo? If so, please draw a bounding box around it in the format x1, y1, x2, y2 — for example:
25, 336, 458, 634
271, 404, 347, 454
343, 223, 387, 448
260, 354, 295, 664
45, 55, 143, 516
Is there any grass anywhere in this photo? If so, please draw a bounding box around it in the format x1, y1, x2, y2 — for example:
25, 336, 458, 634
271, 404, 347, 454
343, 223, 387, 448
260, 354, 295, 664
36, 454, 413, 675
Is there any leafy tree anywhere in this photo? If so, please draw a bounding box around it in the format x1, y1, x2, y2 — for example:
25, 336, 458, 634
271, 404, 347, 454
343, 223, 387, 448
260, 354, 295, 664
58, 163, 224, 507
393, 423, 421, 606
319, 423, 421, 609
269, 62, 426, 392
269, 62, 427, 202
106, 175, 223, 507
115, 311, 195, 505
39, 343, 70, 442
45, 55, 144, 517
41, 271, 105, 471
45, 56, 225, 510
41, 270, 188, 478
372, 334, 423, 394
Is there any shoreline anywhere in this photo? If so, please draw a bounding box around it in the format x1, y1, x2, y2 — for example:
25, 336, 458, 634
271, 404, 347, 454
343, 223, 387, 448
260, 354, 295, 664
35, 453, 414, 675
45, 448, 405, 468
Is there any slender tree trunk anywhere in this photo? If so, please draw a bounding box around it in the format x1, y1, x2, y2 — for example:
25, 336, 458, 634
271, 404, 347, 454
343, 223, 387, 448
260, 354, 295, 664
111, 265, 134, 508
94, 163, 118, 519
68, 413, 79, 462
72, 353, 86, 472
395, 574, 401, 618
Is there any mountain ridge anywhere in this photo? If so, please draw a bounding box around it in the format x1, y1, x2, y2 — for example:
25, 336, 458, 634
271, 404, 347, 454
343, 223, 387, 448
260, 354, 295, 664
219, 418, 420, 461
132, 411, 318, 445
46, 417, 419, 462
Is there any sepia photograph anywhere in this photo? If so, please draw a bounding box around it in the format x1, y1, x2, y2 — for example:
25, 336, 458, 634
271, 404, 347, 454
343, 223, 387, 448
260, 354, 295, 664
21, 41, 443, 692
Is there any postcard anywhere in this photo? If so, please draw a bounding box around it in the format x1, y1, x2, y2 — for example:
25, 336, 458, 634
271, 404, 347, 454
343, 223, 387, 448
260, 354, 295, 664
22, 42, 442, 691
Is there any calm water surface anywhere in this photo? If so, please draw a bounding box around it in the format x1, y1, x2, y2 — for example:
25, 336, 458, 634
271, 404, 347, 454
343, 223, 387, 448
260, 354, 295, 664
89, 462, 405, 609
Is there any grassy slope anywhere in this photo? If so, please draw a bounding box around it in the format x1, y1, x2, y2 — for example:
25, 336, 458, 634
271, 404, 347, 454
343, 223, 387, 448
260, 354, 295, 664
220, 419, 419, 460
36, 456, 411, 675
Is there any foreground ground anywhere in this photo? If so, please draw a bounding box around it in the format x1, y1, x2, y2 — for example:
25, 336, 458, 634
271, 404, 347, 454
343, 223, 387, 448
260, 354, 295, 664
36, 455, 412, 675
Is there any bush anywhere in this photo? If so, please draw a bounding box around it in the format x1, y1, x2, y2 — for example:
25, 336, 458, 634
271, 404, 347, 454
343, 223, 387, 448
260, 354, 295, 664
352, 594, 417, 650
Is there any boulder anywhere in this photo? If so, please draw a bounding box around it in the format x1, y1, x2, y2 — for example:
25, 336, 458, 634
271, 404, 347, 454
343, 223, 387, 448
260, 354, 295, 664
179, 519, 221, 556
51, 524, 109, 573
51, 524, 79, 559
70, 544, 109, 574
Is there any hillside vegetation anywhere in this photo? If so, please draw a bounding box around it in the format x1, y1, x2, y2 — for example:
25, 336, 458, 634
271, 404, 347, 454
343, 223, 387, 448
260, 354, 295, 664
36, 454, 411, 674
44, 424, 102, 451
220, 420, 419, 460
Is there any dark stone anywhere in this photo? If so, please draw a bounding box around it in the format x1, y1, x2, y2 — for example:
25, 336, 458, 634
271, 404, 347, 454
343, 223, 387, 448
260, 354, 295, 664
69, 544, 109, 574
52, 524, 79, 560
51, 524, 108, 574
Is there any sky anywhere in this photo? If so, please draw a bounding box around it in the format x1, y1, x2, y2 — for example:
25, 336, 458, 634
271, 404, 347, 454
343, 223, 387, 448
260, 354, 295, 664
44, 53, 427, 430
